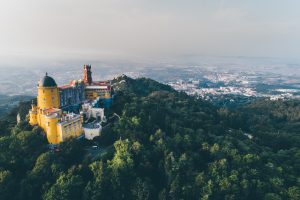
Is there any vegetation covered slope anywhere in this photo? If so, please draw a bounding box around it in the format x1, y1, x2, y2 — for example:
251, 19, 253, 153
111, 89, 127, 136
0, 76, 299, 200
0, 95, 33, 118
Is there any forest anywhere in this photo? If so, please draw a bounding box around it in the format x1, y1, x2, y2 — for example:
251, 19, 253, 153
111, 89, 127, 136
0, 75, 299, 200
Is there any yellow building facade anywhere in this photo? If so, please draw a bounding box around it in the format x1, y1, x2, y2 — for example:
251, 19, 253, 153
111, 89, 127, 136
85, 84, 112, 100
29, 73, 83, 144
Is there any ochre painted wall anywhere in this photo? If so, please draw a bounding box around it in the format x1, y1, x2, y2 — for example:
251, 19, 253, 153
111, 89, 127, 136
56, 118, 83, 143
45, 117, 59, 144
37, 86, 60, 109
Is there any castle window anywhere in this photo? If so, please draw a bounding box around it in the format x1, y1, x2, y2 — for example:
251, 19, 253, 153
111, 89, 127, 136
48, 122, 50, 126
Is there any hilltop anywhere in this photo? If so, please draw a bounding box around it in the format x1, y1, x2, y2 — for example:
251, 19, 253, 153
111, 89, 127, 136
0, 76, 299, 200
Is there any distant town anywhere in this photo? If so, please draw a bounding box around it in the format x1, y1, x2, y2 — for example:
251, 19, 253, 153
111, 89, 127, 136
1, 58, 300, 105
167, 72, 300, 101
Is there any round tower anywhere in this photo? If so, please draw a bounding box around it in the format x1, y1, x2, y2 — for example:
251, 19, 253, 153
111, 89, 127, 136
37, 73, 60, 109
45, 115, 59, 144
29, 100, 38, 125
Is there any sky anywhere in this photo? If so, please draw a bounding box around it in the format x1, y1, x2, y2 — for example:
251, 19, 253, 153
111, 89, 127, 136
0, 0, 300, 64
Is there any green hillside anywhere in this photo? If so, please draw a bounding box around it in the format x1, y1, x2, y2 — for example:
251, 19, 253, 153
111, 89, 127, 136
0, 95, 33, 118
0, 76, 299, 200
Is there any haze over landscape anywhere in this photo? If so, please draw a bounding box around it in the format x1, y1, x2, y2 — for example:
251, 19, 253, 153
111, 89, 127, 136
1, 0, 300, 64
1, 1, 300, 117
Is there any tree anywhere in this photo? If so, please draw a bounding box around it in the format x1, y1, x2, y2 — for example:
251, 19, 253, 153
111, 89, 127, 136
131, 178, 155, 200
83, 161, 109, 200
43, 167, 85, 200
20, 152, 55, 199
108, 139, 135, 199
0, 170, 14, 200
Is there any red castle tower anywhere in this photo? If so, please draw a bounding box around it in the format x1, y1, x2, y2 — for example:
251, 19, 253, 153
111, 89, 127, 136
83, 64, 92, 85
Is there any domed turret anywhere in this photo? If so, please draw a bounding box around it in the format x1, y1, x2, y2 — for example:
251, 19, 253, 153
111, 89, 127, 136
37, 72, 60, 109
39, 72, 57, 87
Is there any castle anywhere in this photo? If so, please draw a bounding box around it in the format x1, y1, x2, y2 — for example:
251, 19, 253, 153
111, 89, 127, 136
29, 65, 112, 144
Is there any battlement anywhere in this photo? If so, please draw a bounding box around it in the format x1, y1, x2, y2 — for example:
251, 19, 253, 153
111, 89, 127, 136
59, 113, 81, 124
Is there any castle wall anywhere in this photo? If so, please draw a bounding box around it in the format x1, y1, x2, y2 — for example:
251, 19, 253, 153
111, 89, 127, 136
85, 86, 112, 100
45, 116, 59, 144
37, 86, 60, 109
57, 115, 83, 143
84, 125, 101, 140
59, 82, 85, 108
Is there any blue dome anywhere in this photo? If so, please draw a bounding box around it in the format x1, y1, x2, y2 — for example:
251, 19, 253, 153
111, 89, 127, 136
40, 73, 57, 87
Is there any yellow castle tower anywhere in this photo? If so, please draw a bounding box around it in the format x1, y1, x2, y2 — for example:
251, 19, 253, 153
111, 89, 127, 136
37, 72, 60, 110
29, 73, 83, 144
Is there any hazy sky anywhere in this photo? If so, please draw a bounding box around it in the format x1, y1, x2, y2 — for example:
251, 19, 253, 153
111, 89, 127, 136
0, 0, 300, 62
